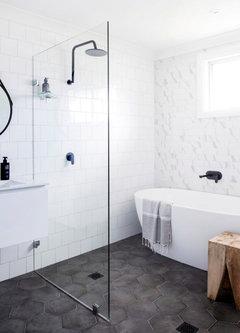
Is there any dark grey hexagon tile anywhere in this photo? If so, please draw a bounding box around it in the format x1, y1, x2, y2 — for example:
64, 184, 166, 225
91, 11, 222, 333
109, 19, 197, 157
146, 254, 170, 265
73, 271, 92, 285
0, 303, 11, 320
115, 318, 153, 333
209, 321, 240, 333
147, 254, 170, 265
208, 302, 240, 323
143, 262, 169, 275
88, 251, 108, 264
162, 270, 187, 283
130, 248, 152, 258
85, 323, 116, 333
182, 276, 207, 294
0, 280, 18, 295
81, 262, 105, 274
154, 296, 186, 315
137, 273, 165, 288
111, 251, 136, 260
133, 285, 161, 301
184, 267, 207, 281
43, 273, 72, 288
4, 234, 240, 333
45, 297, 76, 315
62, 308, 97, 331
149, 313, 183, 333
86, 278, 108, 294
26, 312, 62, 333
18, 277, 46, 290
180, 307, 216, 329
63, 283, 86, 298
80, 291, 107, 310
126, 300, 158, 320
108, 306, 127, 325
110, 269, 125, 281
107, 259, 126, 270
68, 255, 89, 266
180, 291, 212, 309
0, 292, 29, 306
10, 299, 44, 321
0, 318, 26, 333
112, 274, 139, 289
158, 281, 188, 298
30, 285, 60, 302
127, 256, 153, 267
167, 260, 196, 272
57, 263, 81, 276
55, 329, 81, 333
109, 288, 137, 306
119, 265, 144, 278
38, 264, 57, 275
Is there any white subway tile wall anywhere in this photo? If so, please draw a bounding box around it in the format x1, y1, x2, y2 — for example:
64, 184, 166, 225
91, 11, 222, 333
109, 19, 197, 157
0, 5, 154, 281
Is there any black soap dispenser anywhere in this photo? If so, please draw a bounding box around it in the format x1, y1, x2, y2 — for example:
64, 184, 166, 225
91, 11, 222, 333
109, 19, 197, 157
1, 157, 10, 180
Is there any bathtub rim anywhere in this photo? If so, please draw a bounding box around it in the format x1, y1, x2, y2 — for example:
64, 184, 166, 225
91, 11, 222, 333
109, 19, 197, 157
134, 187, 240, 217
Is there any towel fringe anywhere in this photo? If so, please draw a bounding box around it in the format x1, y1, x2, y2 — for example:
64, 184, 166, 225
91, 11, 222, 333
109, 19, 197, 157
142, 237, 170, 255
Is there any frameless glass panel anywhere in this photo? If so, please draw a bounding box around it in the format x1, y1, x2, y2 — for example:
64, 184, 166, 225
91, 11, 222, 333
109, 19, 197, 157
32, 22, 109, 319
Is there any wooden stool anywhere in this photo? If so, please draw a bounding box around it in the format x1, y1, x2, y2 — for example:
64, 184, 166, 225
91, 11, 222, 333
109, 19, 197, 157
208, 232, 240, 310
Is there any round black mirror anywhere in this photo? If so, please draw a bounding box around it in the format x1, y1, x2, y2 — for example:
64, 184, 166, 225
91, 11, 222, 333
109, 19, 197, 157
0, 80, 13, 136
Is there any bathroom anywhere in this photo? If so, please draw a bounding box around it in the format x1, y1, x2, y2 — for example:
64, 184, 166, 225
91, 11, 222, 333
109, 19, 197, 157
0, 0, 240, 332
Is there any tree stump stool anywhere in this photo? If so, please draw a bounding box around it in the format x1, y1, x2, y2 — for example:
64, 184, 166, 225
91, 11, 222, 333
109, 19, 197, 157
208, 231, 240, 310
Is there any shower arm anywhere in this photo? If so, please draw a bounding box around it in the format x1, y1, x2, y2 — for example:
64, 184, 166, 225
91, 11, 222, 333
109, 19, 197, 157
67, 40, 97, 84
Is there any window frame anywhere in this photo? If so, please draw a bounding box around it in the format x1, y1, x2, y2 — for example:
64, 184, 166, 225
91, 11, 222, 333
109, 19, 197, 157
197, 45, 240, 118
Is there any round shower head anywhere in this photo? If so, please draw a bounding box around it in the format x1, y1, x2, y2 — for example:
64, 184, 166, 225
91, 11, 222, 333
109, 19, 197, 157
85, 48, 107, 57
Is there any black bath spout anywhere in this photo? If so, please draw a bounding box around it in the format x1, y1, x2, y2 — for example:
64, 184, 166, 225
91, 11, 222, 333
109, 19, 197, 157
199, 171, 222, 183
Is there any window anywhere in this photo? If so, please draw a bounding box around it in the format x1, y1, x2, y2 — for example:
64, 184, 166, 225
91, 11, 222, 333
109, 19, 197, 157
197, 46, 240, 118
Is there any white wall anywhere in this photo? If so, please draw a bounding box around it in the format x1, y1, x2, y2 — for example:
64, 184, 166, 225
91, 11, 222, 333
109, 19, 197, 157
155, 49, 240, 196
0, 4, 154, 281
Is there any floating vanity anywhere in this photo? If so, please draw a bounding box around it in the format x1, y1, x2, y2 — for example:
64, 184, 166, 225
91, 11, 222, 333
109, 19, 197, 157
0, 181, 48, 248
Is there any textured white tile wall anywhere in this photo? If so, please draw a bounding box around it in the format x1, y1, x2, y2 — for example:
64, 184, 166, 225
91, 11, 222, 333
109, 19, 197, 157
0, 5, 154, 281
155, 50, 240, 196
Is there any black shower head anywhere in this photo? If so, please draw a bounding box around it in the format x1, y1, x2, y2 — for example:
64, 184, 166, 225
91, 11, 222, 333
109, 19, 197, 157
85, 48, 107, 57
67, 40, 107, 85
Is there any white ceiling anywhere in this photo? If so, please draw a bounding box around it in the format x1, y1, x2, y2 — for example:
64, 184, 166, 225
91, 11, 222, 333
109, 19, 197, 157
2, 0, 240, 54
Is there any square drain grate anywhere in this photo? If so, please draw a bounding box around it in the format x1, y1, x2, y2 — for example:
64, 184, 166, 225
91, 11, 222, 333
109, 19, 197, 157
176, 322, 199, 333
88, 272, 104, 280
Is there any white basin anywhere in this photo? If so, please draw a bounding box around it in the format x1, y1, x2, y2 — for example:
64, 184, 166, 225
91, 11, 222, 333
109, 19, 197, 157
0, 180, 47, 191
0, 180, 24, 188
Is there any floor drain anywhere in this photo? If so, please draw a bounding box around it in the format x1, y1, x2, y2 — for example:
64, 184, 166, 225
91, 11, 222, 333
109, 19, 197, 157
88, 272, 104, 280
176, 322, 199, 333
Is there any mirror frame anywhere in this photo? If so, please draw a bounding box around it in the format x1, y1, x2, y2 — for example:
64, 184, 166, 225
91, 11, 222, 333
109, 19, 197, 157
0, 79, 13, 135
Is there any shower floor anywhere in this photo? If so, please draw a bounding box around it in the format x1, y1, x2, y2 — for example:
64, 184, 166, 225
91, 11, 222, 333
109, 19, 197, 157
1, 234, 240, 332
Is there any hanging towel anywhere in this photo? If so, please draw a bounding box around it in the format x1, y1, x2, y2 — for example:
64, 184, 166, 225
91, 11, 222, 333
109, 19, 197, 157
142, 199, 172, 254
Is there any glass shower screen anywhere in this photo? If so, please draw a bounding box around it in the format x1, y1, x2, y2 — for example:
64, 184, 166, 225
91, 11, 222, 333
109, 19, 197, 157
32, 22, 110, 320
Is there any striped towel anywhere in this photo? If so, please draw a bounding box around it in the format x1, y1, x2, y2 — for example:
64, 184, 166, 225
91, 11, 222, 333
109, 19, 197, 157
142, 199, 172, 254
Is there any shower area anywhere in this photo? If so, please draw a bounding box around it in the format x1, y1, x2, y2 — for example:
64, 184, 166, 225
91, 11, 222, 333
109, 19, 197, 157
32, 22, 110, 320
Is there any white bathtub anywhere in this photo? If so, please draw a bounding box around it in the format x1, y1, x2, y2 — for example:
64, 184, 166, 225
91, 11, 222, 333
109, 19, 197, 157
134, 188, 240, 271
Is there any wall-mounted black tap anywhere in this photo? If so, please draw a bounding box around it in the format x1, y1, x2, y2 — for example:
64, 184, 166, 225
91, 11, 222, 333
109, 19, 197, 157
199, 171, 222, 183
66, 152, 74, 165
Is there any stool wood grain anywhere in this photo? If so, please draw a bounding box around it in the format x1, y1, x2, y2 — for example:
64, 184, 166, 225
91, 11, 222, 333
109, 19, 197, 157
208, 231, 240, 309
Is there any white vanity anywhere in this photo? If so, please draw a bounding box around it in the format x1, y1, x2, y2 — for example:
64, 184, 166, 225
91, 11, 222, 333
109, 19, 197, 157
0, 181, 48, 248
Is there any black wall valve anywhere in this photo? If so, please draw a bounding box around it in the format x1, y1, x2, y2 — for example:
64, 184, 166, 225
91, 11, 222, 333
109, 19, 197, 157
66, 152, 75, 165
199, 171, 222, 183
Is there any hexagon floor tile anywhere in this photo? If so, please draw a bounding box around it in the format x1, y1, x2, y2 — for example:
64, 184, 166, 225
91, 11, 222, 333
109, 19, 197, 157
1, 234, 240, 332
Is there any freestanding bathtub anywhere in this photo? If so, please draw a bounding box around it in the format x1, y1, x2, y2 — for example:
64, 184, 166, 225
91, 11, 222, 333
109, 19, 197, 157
134, 188, 240, 271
